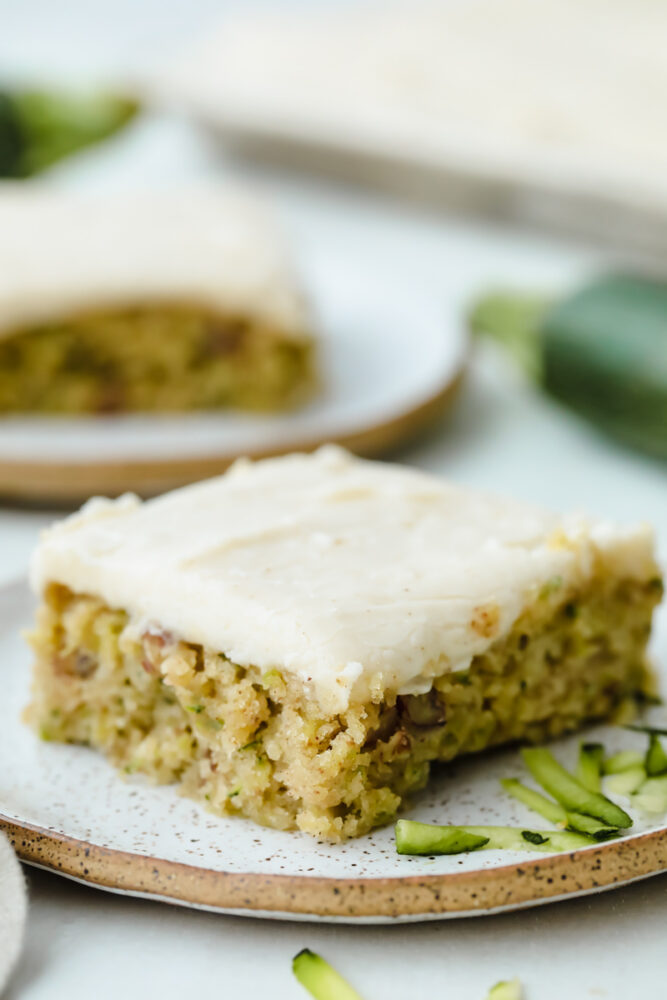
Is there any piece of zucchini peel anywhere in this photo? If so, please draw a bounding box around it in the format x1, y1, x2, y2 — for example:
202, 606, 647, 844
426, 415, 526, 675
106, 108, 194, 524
396, 729, 667, 859
486, 978, 523, 1000
521, 748, 631, 829
395, 819, 591, 856
292, 950, 364, 1000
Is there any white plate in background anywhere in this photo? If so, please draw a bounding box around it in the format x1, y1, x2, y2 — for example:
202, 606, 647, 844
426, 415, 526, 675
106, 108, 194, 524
0, 249, 466, 501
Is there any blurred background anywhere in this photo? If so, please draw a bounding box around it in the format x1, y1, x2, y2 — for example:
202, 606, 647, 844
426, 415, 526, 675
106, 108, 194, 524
0, 0, 665, 548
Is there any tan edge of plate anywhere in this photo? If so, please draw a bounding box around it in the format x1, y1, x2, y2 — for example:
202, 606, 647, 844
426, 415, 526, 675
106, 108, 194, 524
0, 368, 464, 504
3, 814, 666, 921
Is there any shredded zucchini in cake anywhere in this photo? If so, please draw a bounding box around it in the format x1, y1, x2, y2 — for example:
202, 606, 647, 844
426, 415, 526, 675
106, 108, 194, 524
27, 575, 660, 840
0, 305, 315, 413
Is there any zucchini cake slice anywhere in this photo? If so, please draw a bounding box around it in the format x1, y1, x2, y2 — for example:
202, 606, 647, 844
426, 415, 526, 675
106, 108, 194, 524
0, 186, 315, 413
27, 447, 662, 839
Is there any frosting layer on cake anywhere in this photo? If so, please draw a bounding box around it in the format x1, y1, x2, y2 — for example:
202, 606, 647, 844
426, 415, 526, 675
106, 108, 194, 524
0, 185, 308, 336
31, 447, 657, 713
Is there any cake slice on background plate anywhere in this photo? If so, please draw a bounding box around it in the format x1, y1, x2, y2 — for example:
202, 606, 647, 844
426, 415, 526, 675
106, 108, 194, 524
0, 185, 316, 413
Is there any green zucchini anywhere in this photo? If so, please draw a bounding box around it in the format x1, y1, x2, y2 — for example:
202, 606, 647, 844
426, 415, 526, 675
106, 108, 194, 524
501, 777, 566, 825
486, 979, 523, 1000
501, 778, 618, 839
469, 274, 667, 459
645, 734, 667, 776
603, 749, 645, 774
575, 742, 604, 793
604, 767, 646, 797
292, 950, 364, 1000
564, 812, 620, 841
521, 748, 632, 829
634, 776, 667, 816
0, 88, 138, 177
395, 820, 489, 855
395, 820, 592, 855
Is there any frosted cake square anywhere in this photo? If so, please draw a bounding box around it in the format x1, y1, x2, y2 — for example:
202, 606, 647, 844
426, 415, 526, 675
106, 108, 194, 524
0, 186, 315, 413
27, 448, 662, 839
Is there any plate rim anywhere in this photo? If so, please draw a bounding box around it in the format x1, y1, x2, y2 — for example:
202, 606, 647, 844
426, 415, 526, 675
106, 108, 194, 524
3, 812, 666, 921
0, 354, 465, 503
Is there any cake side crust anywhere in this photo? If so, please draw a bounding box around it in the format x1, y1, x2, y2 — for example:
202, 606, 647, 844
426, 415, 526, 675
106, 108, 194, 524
27, 572, 662, 840
0, 304, 315, 414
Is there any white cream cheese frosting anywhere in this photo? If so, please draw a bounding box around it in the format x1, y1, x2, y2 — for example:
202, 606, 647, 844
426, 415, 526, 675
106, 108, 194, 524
30, 447, 658, 714
0, 185, 308, 337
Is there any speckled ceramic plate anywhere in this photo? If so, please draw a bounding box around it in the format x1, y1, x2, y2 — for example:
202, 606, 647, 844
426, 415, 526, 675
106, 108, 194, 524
0, 251, 465, 503
3, 579, 667, 923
